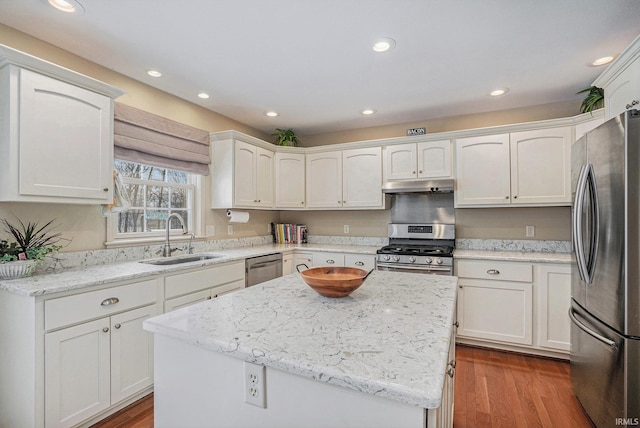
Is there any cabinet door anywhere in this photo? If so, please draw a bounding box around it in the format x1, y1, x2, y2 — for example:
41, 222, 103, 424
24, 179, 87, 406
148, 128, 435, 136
110, 305, 157, 403
294, 252, 313, 271
19, 69, 112, 203
282, 253, 294, 275
45, 318, 111, 428
255, 146, 274, 207
604, 60, 640, 120
510, 127, 571, 205
311, 252, 345, 267
455, 134, 511, 206
234, 141, 258, 207
536, 264, 571, 352
417, 140, 451, 178
164, 289, 212, 312
275, 152, 305, 208
383, 144, 417, 180
457, 278, 533, 345
342, 147, 383, 208
306, 151, 342, 208
344, 254, 375, 271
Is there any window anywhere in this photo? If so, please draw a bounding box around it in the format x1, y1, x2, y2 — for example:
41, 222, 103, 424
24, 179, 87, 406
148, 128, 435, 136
108, 160, 198, 243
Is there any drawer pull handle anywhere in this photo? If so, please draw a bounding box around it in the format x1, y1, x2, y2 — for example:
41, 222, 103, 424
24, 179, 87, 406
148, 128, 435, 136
355, 261, 365, 266
326, 259, 335, 264
101, 297, 120, 306
453, 321, 460, 328
448, 359, 456, 369
102, 327, 109, 333
486, 269, 500, 275
114, 323, 121, 329
447, 367, 455, 378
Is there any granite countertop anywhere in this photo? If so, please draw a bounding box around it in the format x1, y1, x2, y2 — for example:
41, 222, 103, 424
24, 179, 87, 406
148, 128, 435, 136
0, 243, 379, 297
454, 249, 572, 264
143, 270, 458, 409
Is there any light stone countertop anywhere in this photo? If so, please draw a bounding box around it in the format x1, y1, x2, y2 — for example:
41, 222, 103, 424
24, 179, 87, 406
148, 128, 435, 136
454, 249, 572, 264
0, 243, 379, 297
143, 270, 458, 409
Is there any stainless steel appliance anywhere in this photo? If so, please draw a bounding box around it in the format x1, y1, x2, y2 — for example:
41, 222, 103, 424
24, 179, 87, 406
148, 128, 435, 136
245, 253, 283, 287
570, 109, 640, 427
376, 223, 455, 275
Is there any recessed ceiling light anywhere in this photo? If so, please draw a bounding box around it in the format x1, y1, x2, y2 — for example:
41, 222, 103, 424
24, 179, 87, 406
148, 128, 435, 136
592, 56, 614, 66
361, 108, 377, 115
489, 88, 509, 97
372, 38, 396, 53
197, 92, 210, 99
47, 0, 84, 14
265, 111, 279, 117
146, 69, 162, 78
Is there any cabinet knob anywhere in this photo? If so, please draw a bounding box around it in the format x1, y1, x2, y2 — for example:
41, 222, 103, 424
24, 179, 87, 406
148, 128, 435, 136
505, 196, 509, 199
102, 327, 109, 333
355, 261, 364, 266
114, 323, 121, 329
301, 201, 304, 205
103, 187, 109, 192
448, 359, 456, 369
487, 269, 500, 275
419, 170, 422, 174
514, 195, 518, 199
447, 367, 455, 378
101, 297, 120, 306
326, 259, 335, 264
453, 321, 460, 328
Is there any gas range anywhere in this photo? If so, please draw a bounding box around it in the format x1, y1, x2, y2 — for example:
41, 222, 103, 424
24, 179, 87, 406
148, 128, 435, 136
376, 223, 455, 275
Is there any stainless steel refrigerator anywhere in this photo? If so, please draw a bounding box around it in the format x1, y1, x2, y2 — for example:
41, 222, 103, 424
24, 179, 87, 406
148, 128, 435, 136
571, 109, 640, 427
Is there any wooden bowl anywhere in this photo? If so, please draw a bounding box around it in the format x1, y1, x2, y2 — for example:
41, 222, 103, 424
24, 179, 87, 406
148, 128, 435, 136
299, 266, 371, 298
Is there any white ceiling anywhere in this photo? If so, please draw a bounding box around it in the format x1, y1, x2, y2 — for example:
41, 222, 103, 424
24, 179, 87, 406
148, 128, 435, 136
1, 0, 640, 136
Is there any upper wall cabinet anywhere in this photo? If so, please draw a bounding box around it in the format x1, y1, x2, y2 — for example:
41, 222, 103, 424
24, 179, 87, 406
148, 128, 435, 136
383, 140, 452, 181
211, 137, 274, 209
275, 152, 305, 209
593, 34, 640, 120
0, 45, 124, 204
455, 127, 572, 207
306, 147, 383, 209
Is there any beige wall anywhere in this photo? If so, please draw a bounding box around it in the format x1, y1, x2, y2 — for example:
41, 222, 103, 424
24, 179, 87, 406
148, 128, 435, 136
0, 24, 574, 251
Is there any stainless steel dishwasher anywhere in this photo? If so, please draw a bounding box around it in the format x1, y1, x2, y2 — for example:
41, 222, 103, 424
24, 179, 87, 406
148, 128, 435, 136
245, 253, 283, 287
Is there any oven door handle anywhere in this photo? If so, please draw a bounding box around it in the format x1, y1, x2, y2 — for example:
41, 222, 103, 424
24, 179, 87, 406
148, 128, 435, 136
377, 263, 451, 272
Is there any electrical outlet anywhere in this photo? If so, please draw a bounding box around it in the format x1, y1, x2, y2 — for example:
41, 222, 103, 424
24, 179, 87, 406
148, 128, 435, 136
206, 225, 215, 236
228, 224, 233, 235
244, 362, 266, 408
343, 224, 349, 234
526, 225, 535, 238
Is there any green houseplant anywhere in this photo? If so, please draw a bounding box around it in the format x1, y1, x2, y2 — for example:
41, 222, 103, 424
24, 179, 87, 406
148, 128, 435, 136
271, 128, 300, 147
577, 86, 604, 114
0, 218, 66, 279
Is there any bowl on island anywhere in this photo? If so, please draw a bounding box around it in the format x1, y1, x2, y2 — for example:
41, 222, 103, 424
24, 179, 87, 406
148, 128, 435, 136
297, 265, 373, 298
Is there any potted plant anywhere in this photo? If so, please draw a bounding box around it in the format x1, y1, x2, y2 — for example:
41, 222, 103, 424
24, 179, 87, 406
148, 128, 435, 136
577, 86, 604, 114
0, 218, 66, 279
271, 128, 300, 147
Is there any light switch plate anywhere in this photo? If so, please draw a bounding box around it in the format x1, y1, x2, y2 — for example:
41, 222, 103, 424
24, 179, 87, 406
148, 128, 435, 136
206, 225, 215, 236
228, 225, 233, 235
526, 225, 535, 237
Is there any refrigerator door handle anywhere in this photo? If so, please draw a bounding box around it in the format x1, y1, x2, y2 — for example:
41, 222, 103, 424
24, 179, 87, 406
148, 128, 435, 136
569, 308, 617, 349
573, 164, 590, 282
585, 164, 600, 283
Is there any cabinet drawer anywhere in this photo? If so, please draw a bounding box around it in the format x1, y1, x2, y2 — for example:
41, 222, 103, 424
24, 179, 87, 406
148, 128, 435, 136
344, 254, 375, 271
165, 261, 244, 299
456, 260, 532, 282
45, 279, 158, 331
312, 252, 344, 267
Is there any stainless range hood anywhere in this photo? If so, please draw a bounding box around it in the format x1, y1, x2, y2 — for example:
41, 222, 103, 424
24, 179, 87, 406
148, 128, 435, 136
382, 179, 454, 194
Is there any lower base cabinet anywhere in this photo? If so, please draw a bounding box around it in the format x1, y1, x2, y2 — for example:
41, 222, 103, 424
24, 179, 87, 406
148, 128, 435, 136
44, 305, 157, 428
455, 259, 570, 358
311, 252, 376, 271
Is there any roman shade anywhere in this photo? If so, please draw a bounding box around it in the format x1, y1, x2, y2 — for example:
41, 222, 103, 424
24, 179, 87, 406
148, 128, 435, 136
114, 103, 210, 175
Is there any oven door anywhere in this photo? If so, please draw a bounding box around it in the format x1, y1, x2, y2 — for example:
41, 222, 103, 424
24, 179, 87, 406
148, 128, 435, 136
376, 263, 452, 275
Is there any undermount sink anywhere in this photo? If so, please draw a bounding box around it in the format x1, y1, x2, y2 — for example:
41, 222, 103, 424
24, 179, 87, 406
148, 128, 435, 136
140, 254, 223, 266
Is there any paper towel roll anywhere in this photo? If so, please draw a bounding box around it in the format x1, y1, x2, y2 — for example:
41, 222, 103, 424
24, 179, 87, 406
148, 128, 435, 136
226, 210, 250, 223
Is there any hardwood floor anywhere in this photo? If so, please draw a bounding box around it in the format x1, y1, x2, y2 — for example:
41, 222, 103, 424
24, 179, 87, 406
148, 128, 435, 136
91, 345, 593, 428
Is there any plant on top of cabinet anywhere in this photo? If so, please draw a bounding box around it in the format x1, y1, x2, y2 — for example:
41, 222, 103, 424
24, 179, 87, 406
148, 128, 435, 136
0, 218, 68, 279
577, 86, 604, 113
272, 128, 300, 146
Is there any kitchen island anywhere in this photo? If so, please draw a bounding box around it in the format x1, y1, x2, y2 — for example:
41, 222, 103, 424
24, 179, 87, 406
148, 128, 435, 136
143, 270, 458, 428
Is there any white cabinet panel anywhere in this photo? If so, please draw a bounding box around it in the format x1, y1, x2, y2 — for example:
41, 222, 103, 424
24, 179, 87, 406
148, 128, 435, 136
383, 144, 417, 180
234, 141, 274, 208
344, 253, 376, 271
306, 151, 342, 208
342, 147, 382, 208
312, 252, 344, 267
275, 152, 305, 208
417, 140, 451, 178
383, 140, 451, 181
536, 264, 571, 351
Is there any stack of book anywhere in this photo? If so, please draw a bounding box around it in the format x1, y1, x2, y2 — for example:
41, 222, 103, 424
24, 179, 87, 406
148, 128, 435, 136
272, 223, 307, 244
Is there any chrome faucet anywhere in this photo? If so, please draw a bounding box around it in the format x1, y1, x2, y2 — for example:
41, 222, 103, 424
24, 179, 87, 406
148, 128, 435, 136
163, 213, 188, 257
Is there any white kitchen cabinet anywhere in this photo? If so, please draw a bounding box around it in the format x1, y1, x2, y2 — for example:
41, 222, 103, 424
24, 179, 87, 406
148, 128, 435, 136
345, 253, 376, 271
275, 152, 305, 208
310, 252, 375, 271
312, 251, 344, 267
282, 253, 294, 275
163, 261, 244, 312
306, 147, 383, 209
455, 127, 571, 207
43, 278, 158, 428
234, 140, 274, 208
0, 46, 123, 204
294, 252, 313, 271
306, 150, 343, 208
536, 264, 571, 352
593, 35, 640, 120
383, 140, 451, 181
